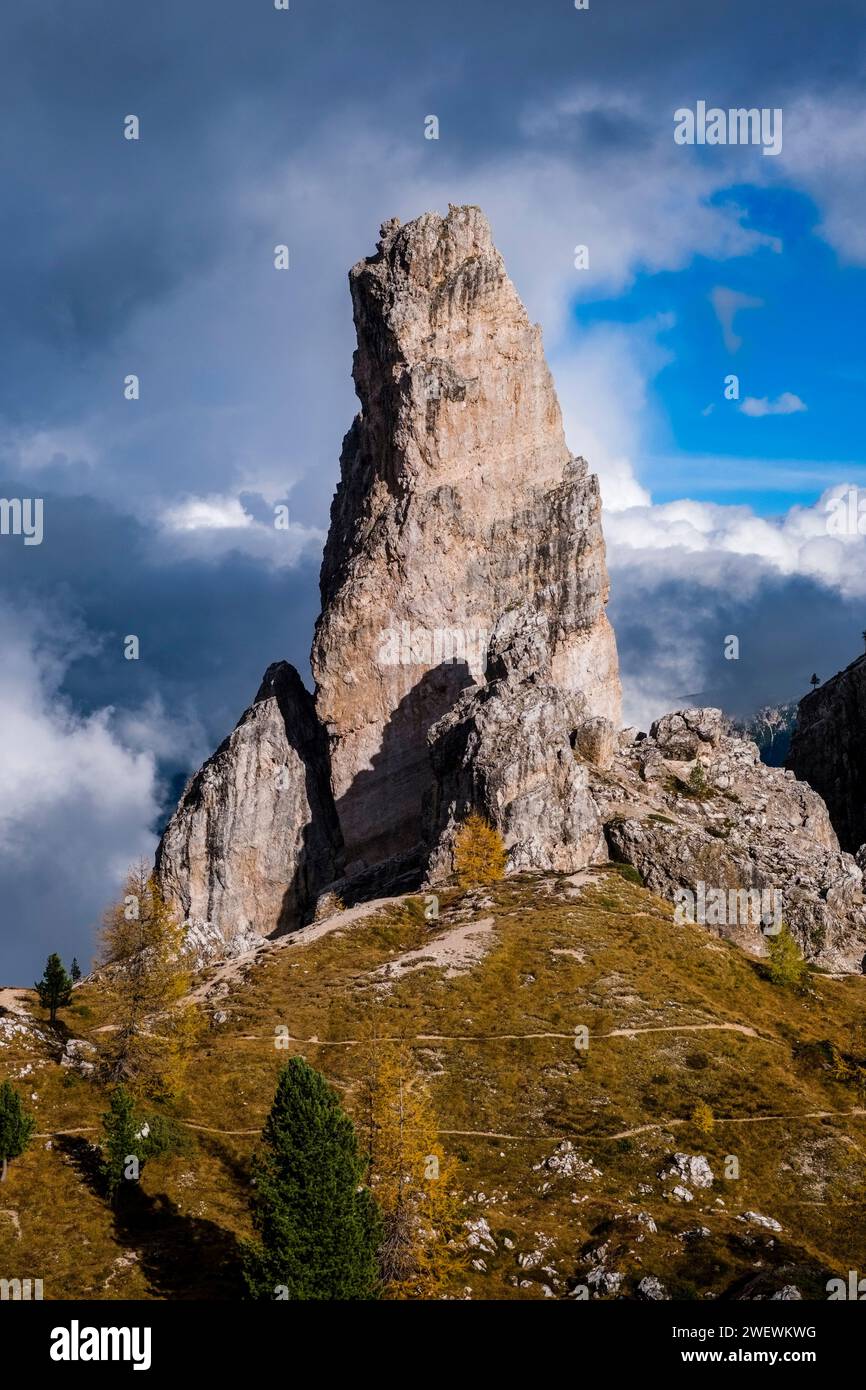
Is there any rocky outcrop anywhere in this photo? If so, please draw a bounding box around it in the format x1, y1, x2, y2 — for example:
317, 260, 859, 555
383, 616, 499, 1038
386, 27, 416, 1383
592, 708, 866, 971
425, 607, 608, 880
150, 206, 866, 979
788, 655, 866, 854
312, 204, 620, 872
155, 662, 342, 954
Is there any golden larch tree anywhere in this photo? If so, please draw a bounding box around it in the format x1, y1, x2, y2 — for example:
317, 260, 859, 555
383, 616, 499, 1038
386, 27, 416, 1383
98, 862, 200, 1099
359, 1036, 466, 1298
453, 812, 507, 890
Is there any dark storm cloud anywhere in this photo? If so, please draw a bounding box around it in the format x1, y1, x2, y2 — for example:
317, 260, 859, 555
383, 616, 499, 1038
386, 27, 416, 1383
611, 562, 866, 726
0, 490, 322, 738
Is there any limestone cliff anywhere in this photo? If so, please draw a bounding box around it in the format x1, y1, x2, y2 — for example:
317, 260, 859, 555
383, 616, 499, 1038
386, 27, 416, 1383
788, 655, 866, 855
151, 204, 866, 977
312, 204, 620, 872
155, 662, 342, 957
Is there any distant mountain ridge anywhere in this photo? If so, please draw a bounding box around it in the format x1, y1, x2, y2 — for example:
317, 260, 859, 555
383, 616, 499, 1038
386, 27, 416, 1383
733, 701, 799, 767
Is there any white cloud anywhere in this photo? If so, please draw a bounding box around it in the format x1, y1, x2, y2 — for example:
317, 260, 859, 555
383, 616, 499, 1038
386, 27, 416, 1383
0, 425, 100, 477
607, 482, 866, 600
552, 322, 664, 510
108, 694, 209, 769
155, 493, 324, 568
0, 603, 168, 976
740, 392, 807, 417
710, 286, 765, 352
161, 494, 255, 532
777, 93, 866, 264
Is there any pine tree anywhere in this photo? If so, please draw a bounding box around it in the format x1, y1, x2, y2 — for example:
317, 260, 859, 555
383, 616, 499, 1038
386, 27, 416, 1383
99, 862, 200, 1099
453, 812, 507, 890
687, 759, 711, 798
100, 1086, 139, 1203
810, 672, 820, 690
766, 924, 809, 989
35, 953, 73, 1024
99, 1085, 177, 1204
0, 1081, 36, 1182
71, 958, 82, 983
243, 1057, 381, 1301
360, 1039, 465, 1298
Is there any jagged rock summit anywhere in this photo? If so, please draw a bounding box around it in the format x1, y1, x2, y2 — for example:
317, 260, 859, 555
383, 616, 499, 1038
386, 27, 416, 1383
312, 204, 621, 871
157, 204, 620, 945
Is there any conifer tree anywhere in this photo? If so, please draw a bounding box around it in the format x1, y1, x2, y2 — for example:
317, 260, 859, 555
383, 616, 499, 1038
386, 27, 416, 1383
35, 953, 73, 1024
71, 958, 82, 983
99, 1085, 177, 1204
243, 1057, 380, 1301
100, 1086, 139, 1203
99, 862, 200, 1098
453, 812, 507, 890
0, 1081, 36, 1182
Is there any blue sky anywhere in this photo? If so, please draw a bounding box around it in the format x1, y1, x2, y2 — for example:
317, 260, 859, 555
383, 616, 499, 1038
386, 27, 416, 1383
2, 0, 866, 979
573, 183, 866, 510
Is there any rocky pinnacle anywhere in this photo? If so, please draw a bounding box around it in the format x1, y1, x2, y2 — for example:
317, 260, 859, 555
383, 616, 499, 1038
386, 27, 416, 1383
312, 204, 621, 871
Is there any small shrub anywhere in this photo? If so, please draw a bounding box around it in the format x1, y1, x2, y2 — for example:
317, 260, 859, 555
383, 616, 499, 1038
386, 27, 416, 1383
401, 898, 430, 928
687, 760, 710, 796
691, 1100, 715, 1135
668, 760, 714, 801
453, 813, 507, 890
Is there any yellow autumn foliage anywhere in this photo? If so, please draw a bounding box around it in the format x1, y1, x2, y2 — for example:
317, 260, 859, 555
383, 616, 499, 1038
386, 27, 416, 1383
453, 812, 507, 890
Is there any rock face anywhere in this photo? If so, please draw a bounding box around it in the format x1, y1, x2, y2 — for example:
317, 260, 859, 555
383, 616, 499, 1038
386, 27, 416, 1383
155, 663, 342, 953
425, 606, 608, 880
592, 708, 866, 971
312, 204, 620, 872
151, 205, 866, 978
788, 655, 866, 854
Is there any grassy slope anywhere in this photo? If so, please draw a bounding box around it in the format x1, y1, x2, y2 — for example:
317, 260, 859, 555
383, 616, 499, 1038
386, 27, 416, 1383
2, 867, 865, 1300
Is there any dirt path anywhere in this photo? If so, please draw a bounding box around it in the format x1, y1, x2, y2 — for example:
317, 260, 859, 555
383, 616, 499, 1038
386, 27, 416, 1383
233, 1020, 772, 1046
438, 1106, 866, 1143
34, 1105, 866, 1146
